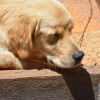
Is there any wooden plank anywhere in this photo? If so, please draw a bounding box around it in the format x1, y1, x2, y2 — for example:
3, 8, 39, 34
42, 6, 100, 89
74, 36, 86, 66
0, 65, 99, 100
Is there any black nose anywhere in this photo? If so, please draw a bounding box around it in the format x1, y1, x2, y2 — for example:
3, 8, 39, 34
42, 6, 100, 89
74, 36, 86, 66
72, 51, 84, 63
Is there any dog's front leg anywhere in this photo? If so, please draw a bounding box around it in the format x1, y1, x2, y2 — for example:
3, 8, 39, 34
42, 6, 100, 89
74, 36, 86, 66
0, 48, 22, 70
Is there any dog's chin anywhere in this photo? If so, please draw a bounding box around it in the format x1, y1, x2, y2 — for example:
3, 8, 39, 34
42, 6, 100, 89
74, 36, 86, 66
51, 62, 83, 69
47, 56, 77, 69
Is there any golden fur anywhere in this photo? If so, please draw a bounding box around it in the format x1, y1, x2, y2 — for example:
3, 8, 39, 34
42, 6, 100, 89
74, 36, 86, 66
0, 0, 80, 69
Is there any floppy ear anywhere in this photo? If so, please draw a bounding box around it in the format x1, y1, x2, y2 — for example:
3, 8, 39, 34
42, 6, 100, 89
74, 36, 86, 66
7, 14, 37, 58
8, 14, 37, 47
31, 18, 41, 43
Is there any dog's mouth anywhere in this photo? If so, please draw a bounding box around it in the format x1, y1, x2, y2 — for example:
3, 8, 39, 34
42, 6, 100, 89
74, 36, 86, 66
46, 56, 83, 68
30, 56, 83, 69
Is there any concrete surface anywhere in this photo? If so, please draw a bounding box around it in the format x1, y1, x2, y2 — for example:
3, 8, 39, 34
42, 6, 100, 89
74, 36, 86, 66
0, 65, 100, 100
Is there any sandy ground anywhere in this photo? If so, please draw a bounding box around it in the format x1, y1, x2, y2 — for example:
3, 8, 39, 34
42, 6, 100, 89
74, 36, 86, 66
60, 0, 100, 66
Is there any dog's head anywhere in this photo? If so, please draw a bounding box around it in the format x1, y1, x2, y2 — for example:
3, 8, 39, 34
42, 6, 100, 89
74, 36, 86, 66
30, 0, 84, 68
3, 0, 84, 68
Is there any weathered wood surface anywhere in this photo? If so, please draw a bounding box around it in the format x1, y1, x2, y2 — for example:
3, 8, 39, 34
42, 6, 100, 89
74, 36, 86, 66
0, 65, 99, 100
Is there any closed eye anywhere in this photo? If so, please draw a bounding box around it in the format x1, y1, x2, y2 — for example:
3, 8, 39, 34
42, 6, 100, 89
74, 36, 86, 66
46, 33, 61, 45
54, 33, 60, 39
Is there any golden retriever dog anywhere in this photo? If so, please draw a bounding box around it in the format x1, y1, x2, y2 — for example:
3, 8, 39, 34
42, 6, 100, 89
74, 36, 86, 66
0, 0, 84, 69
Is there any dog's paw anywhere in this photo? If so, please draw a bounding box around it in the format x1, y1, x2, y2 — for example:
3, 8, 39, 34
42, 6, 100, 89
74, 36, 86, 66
0, 49, 23, 69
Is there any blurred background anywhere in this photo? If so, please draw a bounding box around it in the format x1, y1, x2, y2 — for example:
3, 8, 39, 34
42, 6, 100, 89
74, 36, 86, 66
60, 0, 100, 66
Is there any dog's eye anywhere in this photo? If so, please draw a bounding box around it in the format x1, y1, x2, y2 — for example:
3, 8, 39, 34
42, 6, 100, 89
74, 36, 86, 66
54, 33, 60, 38
47, 33, 60, 45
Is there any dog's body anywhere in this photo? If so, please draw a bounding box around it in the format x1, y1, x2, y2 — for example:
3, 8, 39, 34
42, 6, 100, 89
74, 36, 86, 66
0, 0, 84, 69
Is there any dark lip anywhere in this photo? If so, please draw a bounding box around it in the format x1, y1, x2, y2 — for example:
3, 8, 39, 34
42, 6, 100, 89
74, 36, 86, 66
31, 57, 47, 62
30, 57, 55, 66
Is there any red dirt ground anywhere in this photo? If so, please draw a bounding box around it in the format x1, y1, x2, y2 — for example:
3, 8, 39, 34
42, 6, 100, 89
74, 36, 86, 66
60, 0, 100, 32
60, 0, 100, 66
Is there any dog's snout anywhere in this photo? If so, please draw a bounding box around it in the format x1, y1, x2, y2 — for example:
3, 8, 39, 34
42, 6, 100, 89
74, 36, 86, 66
72, 51, 84, 63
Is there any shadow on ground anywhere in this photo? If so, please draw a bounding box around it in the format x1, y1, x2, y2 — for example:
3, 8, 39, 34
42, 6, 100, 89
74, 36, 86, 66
47, 66, 95, 100
57, 67, 95, 100
22, 59, 95, 100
